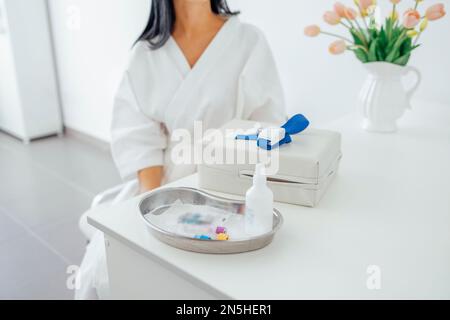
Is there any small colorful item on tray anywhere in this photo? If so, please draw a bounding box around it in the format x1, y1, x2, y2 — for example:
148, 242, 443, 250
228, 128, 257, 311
216, 233, 229, 241
194, 235, 212, 240
215, 226, 227, 234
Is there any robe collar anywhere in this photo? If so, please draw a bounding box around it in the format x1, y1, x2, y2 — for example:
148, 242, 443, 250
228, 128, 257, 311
163, 16, 241, 131
166, 16, 239, 79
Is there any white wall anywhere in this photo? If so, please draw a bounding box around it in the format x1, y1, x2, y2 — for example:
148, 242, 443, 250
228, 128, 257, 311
48, 0, 450, 141
230, 0, 450, 123
48, 0, 149, 141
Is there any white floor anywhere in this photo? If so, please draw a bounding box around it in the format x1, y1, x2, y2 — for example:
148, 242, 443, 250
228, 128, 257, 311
0, 131, 120, 299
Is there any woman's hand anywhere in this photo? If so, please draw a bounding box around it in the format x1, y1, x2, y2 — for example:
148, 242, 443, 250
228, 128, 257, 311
138, 166, 163, 194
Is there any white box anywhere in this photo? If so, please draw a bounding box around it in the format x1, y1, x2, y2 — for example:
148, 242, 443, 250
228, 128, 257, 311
198, 119, 342, 207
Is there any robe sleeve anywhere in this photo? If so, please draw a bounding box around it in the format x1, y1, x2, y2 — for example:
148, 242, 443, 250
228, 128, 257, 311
238, 30, 287, 125
111, 50, 167, 182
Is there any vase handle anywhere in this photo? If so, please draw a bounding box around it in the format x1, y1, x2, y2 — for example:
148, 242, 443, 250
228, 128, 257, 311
404, 66, 422, 110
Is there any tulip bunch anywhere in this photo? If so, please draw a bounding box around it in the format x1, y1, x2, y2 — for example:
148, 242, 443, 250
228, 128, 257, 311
305, 0, 446, 66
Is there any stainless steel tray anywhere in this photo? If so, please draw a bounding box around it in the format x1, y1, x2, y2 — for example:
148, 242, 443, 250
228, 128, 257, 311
139, 187, 283, 254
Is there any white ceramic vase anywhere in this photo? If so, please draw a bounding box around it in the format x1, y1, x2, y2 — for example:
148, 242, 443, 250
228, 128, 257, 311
358, 62, 422, 133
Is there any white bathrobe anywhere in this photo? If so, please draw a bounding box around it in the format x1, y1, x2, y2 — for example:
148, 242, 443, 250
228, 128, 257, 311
76, 16, 286, 300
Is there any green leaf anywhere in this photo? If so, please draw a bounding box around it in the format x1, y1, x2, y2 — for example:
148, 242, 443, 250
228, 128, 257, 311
352, 48, 368, 63
385, 17, 391, 31
376, 46, 384, 61
386, 30, 407, 62
350, 29, 365, 46
379, 27, 387, 47
392, 25, 403, 39
377, 27, 388, 60
368, 39, 378, 62
403, 44, 420, 57
385, 17, 398, 43
400, 37, 412, 56
385, 31, 398, 55
393, 43, 421, 66
369, 28, 378, 40
386, 48, 398, 62
385, 18, 393, 38
393, 54, 411, 66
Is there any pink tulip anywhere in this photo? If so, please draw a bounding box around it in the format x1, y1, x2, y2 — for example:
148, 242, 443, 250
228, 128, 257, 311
304, 25, 321, 37
359, 0, 374, 11
334, 2, 347, 18
344, 7, 358, 20
426, 3, 446, 21
404, 9, 421, 20
324, 11, 341, 25
403, 9, 420, 28
329, 40, 347, 55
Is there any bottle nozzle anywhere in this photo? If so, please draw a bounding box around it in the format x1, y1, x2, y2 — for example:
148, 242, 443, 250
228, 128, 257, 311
253, 164, 267, 184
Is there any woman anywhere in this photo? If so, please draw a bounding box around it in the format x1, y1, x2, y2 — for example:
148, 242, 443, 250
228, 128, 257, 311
76, 0, 286, 299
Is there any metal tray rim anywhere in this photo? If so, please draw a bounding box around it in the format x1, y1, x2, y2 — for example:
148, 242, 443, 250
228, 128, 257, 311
138, 187, 283, 244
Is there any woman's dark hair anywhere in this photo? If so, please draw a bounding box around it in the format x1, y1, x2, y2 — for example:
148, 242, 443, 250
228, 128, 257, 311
136, 0, 239, 50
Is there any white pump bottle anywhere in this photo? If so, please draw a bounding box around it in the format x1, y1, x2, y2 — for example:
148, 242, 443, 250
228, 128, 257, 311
245, 164, 274, 236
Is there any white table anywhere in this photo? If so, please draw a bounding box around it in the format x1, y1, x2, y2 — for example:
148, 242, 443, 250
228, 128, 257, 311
88, 100, 450, 299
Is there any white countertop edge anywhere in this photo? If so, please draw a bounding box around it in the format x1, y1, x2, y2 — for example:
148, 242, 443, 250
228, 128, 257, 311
87, 200, 234, 300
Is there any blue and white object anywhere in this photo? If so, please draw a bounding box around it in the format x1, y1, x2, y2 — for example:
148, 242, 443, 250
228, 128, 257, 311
256, 127, 286, 150
235, 125, 262, 141
236, 114, 310, 150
